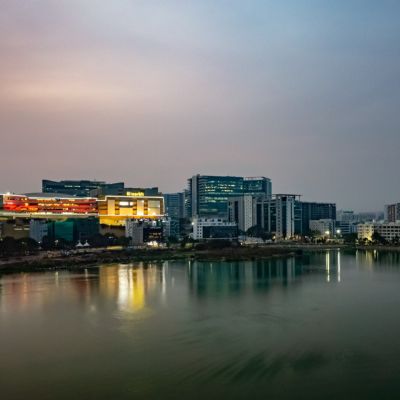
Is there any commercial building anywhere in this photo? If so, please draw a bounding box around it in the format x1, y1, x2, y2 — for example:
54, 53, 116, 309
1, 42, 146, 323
164, 192, 185, 238
125, 220, 163, 245
42, 180, 125, 197
228, 194, 300, 239
243, 177, 272, 197
358, 222, 400, 242
187, 175, 272, 219
97, 195, 164, 226
261, 194, 299, 239
125, 187, 160, 196
192, 218, 238, 240
228, 196, 255, 233
357, 222, 400, 242
309, 219, 336, 237
0, 193, 98, 218
29, 220, 48, 242
299, 202, 336, 235
385, 203, 400, 223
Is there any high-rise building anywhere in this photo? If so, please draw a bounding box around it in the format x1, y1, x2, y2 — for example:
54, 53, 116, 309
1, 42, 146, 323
299, 202, 336, 235
164, 193, 185, 238
228, 196, 255, 233
243, 177, 272, 197
187, 175, 272, 219
229, 194, 300, 239
385, 203, 400, 223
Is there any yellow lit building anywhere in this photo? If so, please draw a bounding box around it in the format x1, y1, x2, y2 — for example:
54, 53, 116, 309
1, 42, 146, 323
97, 195, 164, 226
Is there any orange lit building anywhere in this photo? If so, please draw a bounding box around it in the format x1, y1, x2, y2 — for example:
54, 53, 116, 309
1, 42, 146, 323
0, 193, 98, 218
97, 195, 164, 226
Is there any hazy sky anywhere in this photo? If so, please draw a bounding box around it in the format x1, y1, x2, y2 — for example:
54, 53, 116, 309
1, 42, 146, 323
1, 1, 399, 211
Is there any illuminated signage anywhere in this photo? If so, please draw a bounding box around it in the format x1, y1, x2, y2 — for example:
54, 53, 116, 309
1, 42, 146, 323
126, 191, 145, 197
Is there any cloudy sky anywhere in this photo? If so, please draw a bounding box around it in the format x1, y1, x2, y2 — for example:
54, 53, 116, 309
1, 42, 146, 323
1, 0, 399, 210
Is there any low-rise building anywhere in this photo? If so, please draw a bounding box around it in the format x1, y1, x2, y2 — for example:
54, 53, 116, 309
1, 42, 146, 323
192, 218, 238, 240
125, 220, 163, 245
358, 222, 400, 242
309, 219, 336, 237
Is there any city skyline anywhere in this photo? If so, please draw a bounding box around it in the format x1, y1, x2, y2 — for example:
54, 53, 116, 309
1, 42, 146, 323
1, 1, 400, 211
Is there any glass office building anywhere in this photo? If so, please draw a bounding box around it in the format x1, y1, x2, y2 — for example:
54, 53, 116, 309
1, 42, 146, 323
188, 175, 272, 219
42, 180, 125, 197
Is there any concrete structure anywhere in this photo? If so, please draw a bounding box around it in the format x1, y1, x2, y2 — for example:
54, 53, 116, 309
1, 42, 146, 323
228, 194, 302, 239
385, 203, 400, 223
0, 220, 30, 239
125, 220, 163, 245
192, 218, 238, 240
309, 219, 335, 237
300, 201, 336, 235
228, 195, 255, 233
358, 222, 400, 242
29, 220, 48, 243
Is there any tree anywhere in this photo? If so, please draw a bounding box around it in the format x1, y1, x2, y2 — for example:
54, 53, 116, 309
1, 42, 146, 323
246, 226, 273, 241
343, 233, 358, 244
372, 231, 387, 245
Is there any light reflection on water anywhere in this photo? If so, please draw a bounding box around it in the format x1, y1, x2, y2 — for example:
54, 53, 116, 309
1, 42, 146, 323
1, 250, 400, 399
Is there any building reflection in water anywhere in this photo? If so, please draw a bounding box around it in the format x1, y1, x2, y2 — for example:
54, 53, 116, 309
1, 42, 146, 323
98, 263, 165, 313
0, 253, 347, 314
186, 254, 342, 298
356, 249, 400, 270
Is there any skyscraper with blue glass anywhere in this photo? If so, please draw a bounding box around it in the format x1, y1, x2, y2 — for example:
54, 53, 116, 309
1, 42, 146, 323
187, 175, 272, 219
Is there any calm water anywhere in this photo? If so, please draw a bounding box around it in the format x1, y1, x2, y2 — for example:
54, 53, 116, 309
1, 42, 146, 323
2, 250, 400, 399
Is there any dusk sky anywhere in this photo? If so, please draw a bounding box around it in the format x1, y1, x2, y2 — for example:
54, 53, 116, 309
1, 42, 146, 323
1, 1, 399, 211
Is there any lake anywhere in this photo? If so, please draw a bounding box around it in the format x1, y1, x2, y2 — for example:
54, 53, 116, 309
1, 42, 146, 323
2, 250, 400, 399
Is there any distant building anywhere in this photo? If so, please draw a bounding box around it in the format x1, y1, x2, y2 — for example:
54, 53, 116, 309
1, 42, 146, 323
29, 220, 48, 243
300, 202, 336, 235
357, 212, 384, 223
385, 203, 400, 223
0, 193, 98, 218
192, 218, 238, 240
228, 195, 255, 233
357, 222, 400, 242
125, 220, 163, 245
336, 220, 358, 235
337, 210, 358, 223
46, 218, 99, 243
309, 219, 335, 237
187, 175, 272, 219
164, 192, 185, 238
243, 177, 272, 197
42, 180, 125, 197
97, 195, 164, 226
229, 194, 300, 239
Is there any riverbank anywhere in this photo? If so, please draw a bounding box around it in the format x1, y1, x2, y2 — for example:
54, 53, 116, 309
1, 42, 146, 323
3, 243, 395, 273
0, 245, 318, 272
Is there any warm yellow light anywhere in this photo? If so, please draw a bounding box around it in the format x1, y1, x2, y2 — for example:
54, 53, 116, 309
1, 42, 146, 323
126, 192, 145, 197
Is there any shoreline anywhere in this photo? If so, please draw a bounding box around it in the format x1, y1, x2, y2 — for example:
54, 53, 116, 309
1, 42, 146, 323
1, 244, 399, 273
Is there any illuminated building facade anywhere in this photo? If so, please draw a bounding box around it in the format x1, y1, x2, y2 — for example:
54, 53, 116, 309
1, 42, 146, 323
0, 194, 98, 218
97, 195, 164, 226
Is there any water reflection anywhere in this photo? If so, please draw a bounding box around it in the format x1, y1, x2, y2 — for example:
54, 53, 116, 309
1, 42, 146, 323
0, 253, 346, 315
3, 251, 400, 400
356, 249, 400, 269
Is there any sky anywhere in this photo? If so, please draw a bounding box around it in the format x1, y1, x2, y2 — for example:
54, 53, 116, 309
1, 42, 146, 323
1, 0, 400, 211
